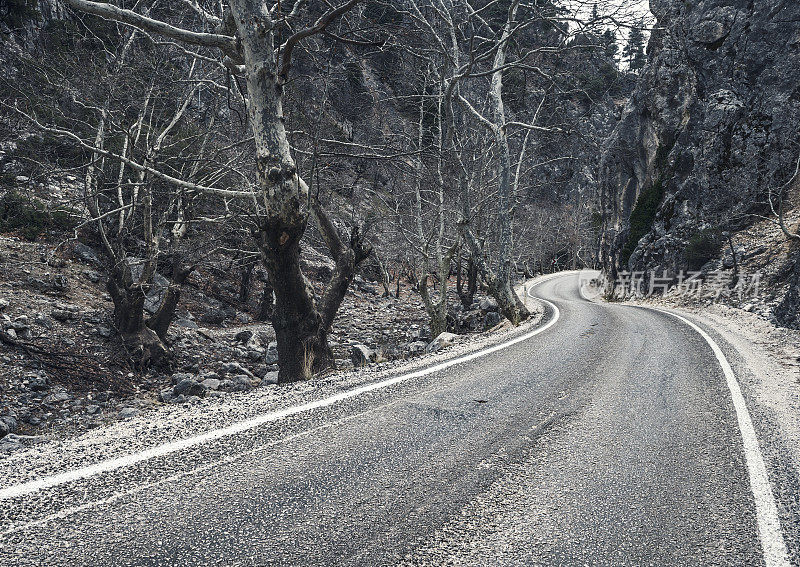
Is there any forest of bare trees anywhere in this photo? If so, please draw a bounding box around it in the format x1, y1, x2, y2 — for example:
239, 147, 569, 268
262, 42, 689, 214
1, 0, 647, 382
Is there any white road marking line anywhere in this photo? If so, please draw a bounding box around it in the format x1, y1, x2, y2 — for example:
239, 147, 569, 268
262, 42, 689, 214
0, 281, 561, 502
0, 405, 372, 537
639, 307, 791, 567
578, 274, 790, 565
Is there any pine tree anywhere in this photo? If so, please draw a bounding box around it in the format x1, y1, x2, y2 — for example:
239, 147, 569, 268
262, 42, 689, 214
622, 25, 647, 72
602, 29, 618, 58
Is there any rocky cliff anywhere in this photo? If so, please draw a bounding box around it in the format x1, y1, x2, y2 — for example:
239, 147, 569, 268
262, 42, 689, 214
599, 0, 800, 322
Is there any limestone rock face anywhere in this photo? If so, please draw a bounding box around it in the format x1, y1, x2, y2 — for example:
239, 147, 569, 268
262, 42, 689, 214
600, 0, 800, 278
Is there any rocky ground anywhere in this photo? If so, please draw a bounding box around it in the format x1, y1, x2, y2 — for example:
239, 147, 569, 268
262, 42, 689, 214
0, 234, 518, 449
606, 206, 800, 326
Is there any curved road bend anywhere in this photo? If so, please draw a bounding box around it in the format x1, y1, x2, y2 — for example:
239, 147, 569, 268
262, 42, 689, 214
0, 272, 793, 566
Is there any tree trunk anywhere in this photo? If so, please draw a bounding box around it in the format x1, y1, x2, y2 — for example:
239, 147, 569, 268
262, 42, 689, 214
374, 251, 392, 297
147, 260, 193, 341
461, 224, 529, 324
106, 262, 170, 368
419, 276, 448, 338
257, 224, 332, 382
312, 200, 372, 336
256, 206, 372, 383
457, 254, 478, 308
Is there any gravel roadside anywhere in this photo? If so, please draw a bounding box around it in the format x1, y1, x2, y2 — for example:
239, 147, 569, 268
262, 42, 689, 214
0, 275, 557, 487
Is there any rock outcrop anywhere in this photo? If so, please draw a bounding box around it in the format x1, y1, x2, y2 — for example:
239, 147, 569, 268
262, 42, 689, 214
600, 0, 800, 288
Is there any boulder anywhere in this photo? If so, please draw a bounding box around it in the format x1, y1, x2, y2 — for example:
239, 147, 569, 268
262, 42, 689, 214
174, 318, 199, 329
425, 332, 457, 353
228, 374, 256, 391
0, 415, 18, 436
159, 389, 175, 403
170, 372, 194, 386
408, 341, 427, 354
351, 344, 375, 367
235, 329, 254, 343
123, 259, 170, 315
199, 308, 226, 325
173, 378, 207, 397
483, 311, 502, 329
265, 341, 279, 365
73, 242, 101, 265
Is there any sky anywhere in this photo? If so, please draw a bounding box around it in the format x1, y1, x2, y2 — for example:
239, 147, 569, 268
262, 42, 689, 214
565, 0, 654, 28
563, 0, 655, 67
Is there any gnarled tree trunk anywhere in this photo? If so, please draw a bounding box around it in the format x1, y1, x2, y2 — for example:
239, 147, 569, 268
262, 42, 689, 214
106, 260, 168, 368
147, 259, 194, 341
105, 254, 193, 369
457, 252, 478, 308
256, 223, 331, 382
255, 200, 372, 382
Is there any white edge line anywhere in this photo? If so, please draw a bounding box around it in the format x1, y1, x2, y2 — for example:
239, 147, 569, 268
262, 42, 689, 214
0, 277, 563, 502
0, 407, 369, 537
633, 305, 791, 567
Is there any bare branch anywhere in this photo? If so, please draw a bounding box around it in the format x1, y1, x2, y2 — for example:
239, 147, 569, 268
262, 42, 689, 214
279, 0, 362, 81
64, 0, 237, 54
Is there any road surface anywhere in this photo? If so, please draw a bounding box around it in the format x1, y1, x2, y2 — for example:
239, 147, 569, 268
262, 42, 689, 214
0, 272, 795, 566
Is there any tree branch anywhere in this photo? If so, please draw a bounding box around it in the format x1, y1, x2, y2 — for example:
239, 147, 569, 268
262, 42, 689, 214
64, 0, 238, 55
279, 0, 362, 81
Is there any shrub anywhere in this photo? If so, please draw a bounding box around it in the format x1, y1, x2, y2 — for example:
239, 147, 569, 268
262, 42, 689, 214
685, 229, 722, 271
0, 191, 78, 241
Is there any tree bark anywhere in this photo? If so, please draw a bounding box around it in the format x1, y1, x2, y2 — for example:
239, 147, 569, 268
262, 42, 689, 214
312, 199, 372, 332
106, 260, 170, 368
255, 201, 372, 383
147, 260, 194, 341
256, 223, 331, 382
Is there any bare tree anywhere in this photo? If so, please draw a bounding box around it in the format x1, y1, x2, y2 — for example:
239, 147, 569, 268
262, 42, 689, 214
5, 20, 236, 367
770, 150, 800, 242
60, 0, 367, 382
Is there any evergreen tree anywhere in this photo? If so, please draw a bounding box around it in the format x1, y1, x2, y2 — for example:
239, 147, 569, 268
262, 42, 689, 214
602, 29, 618, 59
622, 25, 647, 72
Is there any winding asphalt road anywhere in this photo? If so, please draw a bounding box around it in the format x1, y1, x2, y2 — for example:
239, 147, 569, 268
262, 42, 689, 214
0, 272, 795, 566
